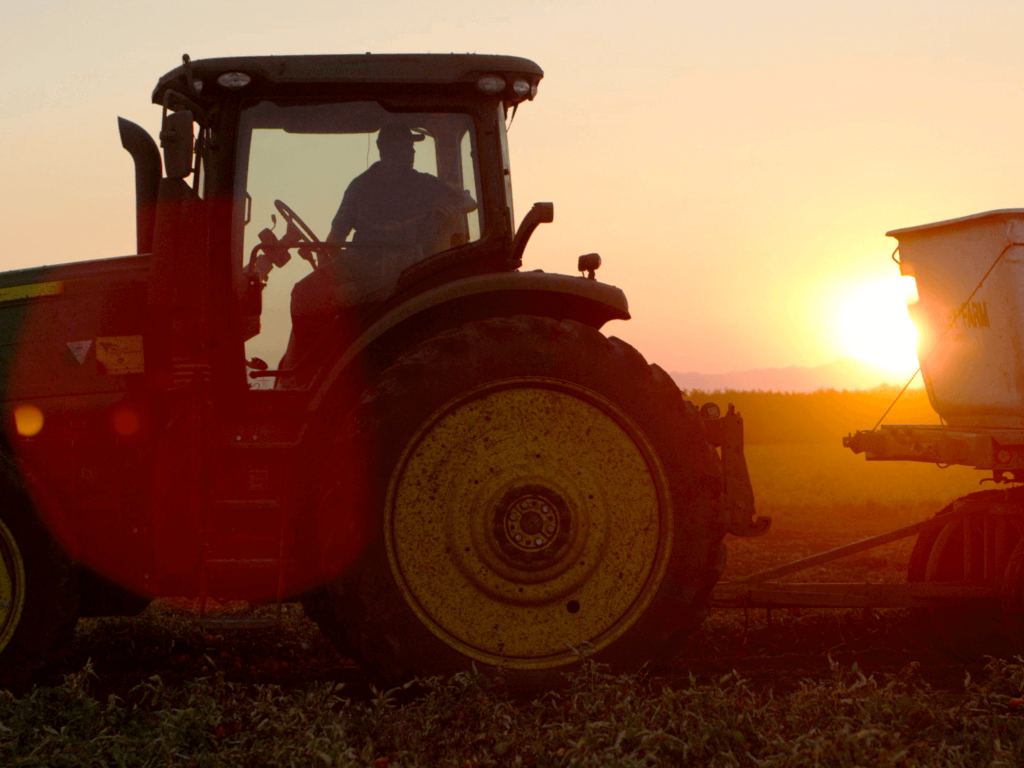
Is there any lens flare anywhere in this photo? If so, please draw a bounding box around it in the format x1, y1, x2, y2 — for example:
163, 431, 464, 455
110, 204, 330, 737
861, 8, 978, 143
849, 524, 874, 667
13, 405, 43, 437
112, 409, 140, 436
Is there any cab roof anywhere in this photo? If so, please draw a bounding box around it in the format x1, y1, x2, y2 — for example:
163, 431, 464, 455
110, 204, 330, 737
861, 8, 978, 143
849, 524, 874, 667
153, 53, 544, 105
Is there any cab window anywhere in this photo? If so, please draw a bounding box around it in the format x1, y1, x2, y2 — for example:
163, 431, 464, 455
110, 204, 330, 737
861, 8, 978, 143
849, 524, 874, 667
233, 101, 482, 388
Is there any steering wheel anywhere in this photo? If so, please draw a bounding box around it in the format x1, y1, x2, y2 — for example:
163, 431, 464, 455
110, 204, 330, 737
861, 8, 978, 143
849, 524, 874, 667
274, 200, 321, 243
274, 199, 327, 269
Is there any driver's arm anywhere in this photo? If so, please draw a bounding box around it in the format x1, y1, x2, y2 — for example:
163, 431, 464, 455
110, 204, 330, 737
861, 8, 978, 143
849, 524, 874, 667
327, 181, 360, 243
327, 207, 354, 243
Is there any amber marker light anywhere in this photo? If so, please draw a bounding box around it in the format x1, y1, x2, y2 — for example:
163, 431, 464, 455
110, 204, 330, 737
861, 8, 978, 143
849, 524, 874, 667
13, 405, 43, 437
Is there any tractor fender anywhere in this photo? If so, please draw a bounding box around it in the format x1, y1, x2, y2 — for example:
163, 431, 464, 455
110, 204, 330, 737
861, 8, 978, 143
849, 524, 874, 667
308, 271, 630, 414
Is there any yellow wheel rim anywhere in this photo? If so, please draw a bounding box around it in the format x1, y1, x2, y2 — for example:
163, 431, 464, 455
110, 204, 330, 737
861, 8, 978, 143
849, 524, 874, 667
385, 378, 673, 669
0, 518, 26, 654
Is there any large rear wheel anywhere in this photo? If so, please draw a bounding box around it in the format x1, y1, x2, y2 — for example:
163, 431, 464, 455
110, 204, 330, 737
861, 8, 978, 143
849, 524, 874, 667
311, 317, 726, 690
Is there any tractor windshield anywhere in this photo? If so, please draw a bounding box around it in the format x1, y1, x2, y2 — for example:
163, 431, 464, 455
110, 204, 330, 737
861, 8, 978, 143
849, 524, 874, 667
233, 100, 484, 384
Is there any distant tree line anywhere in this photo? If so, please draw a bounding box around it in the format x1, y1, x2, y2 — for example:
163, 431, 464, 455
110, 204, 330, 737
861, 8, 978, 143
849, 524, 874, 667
681, 386, 939, 445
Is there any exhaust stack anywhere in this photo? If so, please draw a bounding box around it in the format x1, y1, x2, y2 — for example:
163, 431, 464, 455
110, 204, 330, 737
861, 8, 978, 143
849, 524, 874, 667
118, 117, 162, 255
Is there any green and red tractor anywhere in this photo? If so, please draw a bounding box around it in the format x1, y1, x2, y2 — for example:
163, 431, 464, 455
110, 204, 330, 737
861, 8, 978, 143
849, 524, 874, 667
0, 54, 764, 690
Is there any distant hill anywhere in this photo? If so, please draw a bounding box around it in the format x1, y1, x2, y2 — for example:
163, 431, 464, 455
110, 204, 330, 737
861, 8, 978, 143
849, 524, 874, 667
670, 357, 920, 394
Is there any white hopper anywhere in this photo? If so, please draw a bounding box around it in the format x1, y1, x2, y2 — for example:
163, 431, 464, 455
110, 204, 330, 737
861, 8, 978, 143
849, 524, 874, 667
890, 209, 1024, 428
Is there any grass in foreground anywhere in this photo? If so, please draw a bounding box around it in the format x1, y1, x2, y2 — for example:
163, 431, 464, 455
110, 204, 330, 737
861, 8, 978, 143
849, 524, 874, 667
5, 640, 1024, 767
4, 605, 1024, 767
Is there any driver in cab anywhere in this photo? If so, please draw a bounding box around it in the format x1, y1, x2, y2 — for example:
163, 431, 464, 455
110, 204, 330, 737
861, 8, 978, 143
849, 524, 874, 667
284, 123, 477, 370
327, 123, 476, 262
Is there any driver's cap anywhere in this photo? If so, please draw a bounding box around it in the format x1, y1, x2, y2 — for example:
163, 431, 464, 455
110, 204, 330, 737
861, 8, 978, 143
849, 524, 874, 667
376, 124, 426, 147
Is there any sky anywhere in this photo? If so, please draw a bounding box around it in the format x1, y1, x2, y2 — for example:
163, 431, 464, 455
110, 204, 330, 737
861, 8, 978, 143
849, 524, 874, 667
3, 0, 1023, 377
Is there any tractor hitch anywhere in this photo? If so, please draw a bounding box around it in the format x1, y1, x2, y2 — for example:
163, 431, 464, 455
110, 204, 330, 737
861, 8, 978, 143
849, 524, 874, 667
705, 404, 771, 538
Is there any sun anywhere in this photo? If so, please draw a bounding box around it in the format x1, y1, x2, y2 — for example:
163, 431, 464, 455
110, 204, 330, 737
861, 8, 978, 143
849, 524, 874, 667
834, 276, 920, 372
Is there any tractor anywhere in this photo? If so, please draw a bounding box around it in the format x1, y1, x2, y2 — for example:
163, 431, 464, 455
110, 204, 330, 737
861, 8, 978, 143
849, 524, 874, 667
0, 54, 763, 690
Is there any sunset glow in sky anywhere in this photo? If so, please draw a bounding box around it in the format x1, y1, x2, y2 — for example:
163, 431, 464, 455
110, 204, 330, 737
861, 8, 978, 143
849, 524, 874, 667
4, 1, 1023, 377
835, 276, 920, 373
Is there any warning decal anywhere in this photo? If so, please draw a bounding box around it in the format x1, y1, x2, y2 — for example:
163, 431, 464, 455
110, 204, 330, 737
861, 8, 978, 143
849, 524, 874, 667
66, 340, 92, 365
96, 336, 145, 375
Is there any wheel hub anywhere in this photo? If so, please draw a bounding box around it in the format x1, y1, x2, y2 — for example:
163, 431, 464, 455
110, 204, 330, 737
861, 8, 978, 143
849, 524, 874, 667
494, 486, 570, 564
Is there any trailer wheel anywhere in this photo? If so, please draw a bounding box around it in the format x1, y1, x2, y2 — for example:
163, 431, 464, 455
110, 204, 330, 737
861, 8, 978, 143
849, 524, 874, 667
314, 316, 725, 691
906, 510, 947, 636
907, 513, 947, 583
0, 459, 79, 690
924, 503, 1021, 659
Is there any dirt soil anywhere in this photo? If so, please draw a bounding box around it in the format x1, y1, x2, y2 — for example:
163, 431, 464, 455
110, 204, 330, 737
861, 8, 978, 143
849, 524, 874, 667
674, 512, 985, 697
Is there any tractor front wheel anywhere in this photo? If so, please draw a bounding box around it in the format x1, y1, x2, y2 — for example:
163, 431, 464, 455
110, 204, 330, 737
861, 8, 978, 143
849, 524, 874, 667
0, 457, 79, 690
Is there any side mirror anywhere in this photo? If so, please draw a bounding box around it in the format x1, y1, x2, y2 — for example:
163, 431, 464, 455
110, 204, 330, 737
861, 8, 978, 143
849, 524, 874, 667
159, 110, 194, 180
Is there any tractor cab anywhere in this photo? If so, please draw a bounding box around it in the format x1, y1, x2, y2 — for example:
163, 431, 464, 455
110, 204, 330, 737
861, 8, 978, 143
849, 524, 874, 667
138, 54, 545, 393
